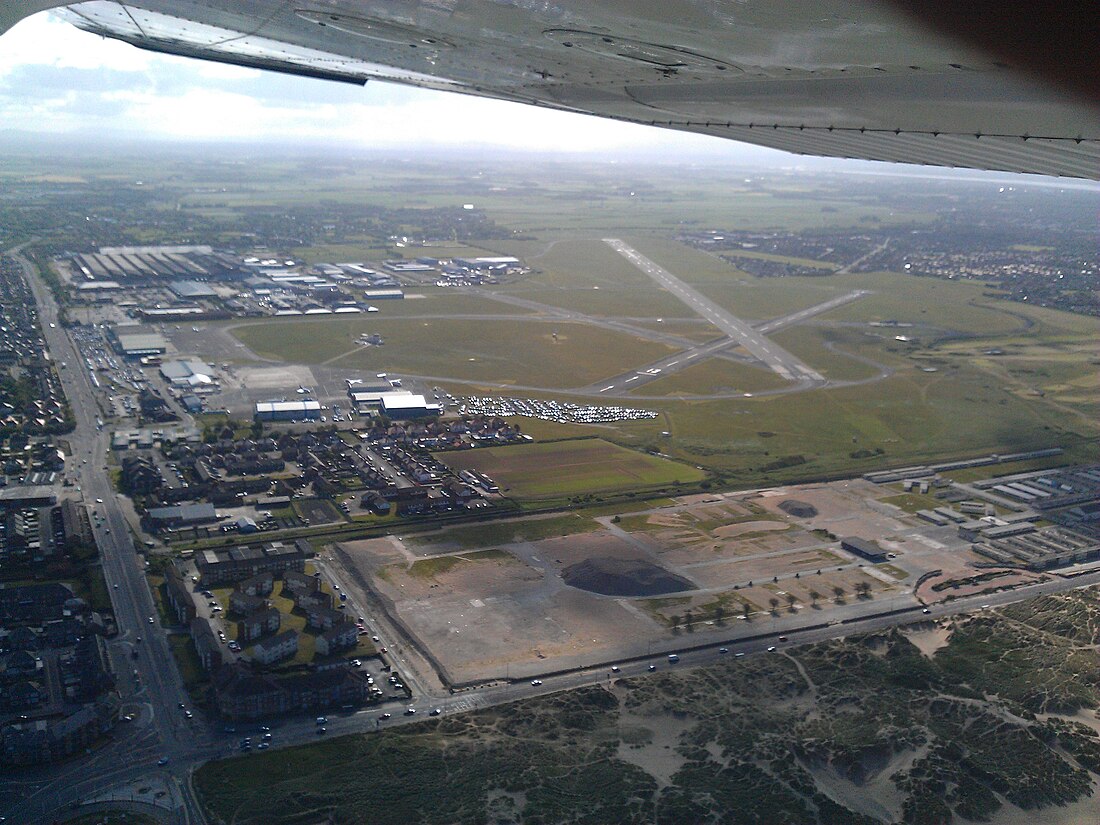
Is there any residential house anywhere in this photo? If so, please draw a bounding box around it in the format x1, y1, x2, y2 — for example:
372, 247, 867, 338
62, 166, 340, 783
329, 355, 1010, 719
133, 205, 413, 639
315, 624, 358, 657
190, 617, 223, 672
163, 561, 196, 625
303, 605, 347, 632
252, 630, 298, 665
236, 607, 280, 643
196, 539, 310, 586
282, 570, 319, 597
229, 591, 266, 617
237, 571, 273, 597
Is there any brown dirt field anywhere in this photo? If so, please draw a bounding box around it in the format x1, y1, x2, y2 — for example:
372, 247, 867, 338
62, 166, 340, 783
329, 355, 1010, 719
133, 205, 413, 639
681, 549, 842, 590
711, 520, 791, 539
376, 551, 542, 603
337, 536, 409, 567
533, 532, 655, 567
757, 481, 893, 524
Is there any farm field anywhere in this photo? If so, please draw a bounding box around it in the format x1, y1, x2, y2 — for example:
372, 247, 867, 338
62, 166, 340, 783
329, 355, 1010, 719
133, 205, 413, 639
437, 438, 706, 501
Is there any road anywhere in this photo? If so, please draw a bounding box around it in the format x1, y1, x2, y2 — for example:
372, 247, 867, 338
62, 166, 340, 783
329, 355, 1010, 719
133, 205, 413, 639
8, 247, 209, 825
603, 238, 824, 383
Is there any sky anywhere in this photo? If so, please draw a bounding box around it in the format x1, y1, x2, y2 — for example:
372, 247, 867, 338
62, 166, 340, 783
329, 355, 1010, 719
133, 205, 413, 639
0, 11, 786, 161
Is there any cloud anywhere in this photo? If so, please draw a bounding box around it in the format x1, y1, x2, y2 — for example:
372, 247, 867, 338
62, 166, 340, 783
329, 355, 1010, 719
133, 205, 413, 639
0, 10, 780, 160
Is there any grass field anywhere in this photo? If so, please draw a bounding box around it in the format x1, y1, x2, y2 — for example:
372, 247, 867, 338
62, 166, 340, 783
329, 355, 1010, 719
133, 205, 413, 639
633, 356, 790, 396
233, 317, 677, 389
437, 438, 706, 501
406, 512, 601, 549
769, 325, 888, 381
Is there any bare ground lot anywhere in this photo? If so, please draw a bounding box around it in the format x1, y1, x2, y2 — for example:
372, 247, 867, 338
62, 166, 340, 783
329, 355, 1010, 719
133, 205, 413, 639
329, 473, 1076, 684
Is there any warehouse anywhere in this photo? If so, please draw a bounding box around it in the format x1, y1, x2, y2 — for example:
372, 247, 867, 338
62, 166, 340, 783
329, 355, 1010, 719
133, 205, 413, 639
840, 536, 888, 563
169, 280, 217, 300
160, 359, 217, 388
254, 400, 321, 422
110, 326, 167, 357
379, 393, 441, 419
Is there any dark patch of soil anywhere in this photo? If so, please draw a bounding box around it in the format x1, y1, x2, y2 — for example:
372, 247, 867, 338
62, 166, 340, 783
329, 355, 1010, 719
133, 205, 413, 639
562, 556, 694, 597
779, 499, 818, 519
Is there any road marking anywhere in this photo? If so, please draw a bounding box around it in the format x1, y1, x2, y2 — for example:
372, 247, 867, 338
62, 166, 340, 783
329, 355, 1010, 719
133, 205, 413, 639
600, 385, 614, 392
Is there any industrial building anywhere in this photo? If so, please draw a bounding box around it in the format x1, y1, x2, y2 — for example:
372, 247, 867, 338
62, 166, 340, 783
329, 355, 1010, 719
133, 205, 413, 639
70, 245, 244, 283
254, 400, 321, 422
160, 359, 217, 388
379, 393, 441, 419
110, 326, 167, 358
840, 536, 888, 562
168, 280, 218, 299
973, 526, 1100, 571
363, 288, 404, 300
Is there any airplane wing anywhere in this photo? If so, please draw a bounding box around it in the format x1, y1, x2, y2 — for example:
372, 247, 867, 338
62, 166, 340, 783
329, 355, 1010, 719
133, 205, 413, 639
7, 1, 1098, 179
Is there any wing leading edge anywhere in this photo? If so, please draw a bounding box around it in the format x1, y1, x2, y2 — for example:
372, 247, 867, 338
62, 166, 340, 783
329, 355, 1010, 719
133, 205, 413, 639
11, 0, 1100, 179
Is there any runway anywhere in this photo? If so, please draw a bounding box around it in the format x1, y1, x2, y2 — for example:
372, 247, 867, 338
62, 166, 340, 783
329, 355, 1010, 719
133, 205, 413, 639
603, 238, 825, 383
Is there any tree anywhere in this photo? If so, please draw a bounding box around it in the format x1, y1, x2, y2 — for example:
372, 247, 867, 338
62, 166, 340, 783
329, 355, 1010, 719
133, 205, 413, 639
785, 593, 797, 611
683, 610, 695, 632
714, 604, 726, 625
769, 597, 780, 615
669, 614, 681, 629
833, 586, 845, 603
809, 590, 822, 608
741, 603, 752, 621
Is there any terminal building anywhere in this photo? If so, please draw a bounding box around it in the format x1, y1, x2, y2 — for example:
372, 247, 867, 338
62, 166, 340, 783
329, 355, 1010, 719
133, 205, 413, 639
254, 400, 321, 422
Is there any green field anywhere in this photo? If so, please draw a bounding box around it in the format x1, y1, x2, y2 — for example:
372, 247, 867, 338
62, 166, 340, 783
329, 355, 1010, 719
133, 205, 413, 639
770, 325, 889, 382
232, 317, 677, 389
633, 356, 790, 396
438, 438, 706, 501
